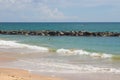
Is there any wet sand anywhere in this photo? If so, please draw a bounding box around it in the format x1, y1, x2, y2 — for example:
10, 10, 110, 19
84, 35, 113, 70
58, 73, 120, 80
0, 52, 63, 80
0, 57, 16, 63
0, 52, 120, 80
0, 68, 62, 80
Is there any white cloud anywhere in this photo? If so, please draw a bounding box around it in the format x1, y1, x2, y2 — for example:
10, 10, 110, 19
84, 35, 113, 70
0, 0, 77, 22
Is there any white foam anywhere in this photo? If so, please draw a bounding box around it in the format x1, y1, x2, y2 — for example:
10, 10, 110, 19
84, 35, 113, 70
0, 39, 49, 52
56, 49, 75, 56
0, 39, 113, 58
8, 59, 120, 74
56, 48, 112, 58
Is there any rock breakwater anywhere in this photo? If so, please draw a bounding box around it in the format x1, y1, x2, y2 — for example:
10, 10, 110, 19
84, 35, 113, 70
0, 30, 120, 37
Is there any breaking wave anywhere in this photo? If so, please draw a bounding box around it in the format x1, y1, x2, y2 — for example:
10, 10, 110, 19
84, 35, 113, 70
0, 39, 115, 59
0, 39, 120, 74
0, 39, 49, 52
56, 49, 112, 58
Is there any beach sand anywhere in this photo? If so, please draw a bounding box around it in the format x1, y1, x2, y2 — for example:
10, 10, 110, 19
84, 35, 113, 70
0, 52, 120, 80
0, 57, 16, 63
0, 53, 63, 80
0, 68, 63, 80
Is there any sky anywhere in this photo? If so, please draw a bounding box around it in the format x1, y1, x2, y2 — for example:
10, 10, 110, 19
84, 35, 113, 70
0, 0, 120, 22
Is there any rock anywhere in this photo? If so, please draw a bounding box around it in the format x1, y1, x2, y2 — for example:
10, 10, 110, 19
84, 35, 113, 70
0, 30, 119, 37
78, 31, 84, 36
58, 31, 64, 36
48, 31, 56, 36
83, 32, 91, 36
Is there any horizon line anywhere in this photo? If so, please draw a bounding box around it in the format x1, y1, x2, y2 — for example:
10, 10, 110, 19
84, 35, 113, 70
0, 22, 120, 23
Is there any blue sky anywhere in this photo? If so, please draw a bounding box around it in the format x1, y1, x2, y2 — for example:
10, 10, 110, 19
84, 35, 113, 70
0, 0, 120, 22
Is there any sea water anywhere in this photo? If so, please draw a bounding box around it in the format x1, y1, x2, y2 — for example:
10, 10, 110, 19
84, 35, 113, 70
0, 22, 120, 74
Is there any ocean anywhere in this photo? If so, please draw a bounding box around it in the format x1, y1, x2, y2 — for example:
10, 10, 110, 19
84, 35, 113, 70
0, 22, 120, 78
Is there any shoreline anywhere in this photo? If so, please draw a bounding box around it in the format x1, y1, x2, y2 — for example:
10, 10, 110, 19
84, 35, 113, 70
1, 68, 120, 80
0, 68, 63, 80
0, 53, 120, 80
0, 55, 63, 80
0, 68, 120, 80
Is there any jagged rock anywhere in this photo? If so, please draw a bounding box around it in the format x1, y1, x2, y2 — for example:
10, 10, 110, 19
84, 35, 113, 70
0, 30, 119, 37
48, 31, 56, 36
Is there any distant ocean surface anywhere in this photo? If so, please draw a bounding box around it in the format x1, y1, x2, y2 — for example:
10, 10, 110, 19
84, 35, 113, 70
0, 22, 120, 32
0, 22, 120, 74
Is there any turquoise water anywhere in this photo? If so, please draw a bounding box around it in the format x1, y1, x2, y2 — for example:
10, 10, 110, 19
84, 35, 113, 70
0, 22, 120, 32
0, 22, 120, 74
0, 35, 120, 55
0, 22, 120, 54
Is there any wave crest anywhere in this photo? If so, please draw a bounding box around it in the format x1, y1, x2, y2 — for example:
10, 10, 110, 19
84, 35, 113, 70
56, 49, 112, 58
0, 39, 113, 59
0, 39, 49, 52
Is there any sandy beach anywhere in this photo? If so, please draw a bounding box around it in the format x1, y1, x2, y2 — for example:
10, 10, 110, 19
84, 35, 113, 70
0, 52, 120, 80
0, 53, 63, 80
0, 50, 120, 80
0, 68, 63, 80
